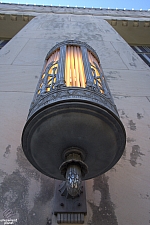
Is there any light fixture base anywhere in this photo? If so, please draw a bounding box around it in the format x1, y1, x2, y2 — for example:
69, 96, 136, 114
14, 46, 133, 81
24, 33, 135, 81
59, 149, 88, 178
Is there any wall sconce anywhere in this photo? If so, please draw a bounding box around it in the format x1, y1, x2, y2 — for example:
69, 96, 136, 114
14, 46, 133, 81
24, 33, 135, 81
22, 40, 126, 224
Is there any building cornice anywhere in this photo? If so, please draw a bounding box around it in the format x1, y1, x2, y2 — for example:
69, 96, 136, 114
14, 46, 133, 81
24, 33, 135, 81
0, 3, 150, 19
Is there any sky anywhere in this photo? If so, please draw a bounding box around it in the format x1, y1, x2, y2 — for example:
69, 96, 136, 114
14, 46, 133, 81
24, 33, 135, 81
0, 0, 150, 10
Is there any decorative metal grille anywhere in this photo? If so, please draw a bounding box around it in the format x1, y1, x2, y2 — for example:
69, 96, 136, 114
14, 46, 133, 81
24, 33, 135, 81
37, 49, 60, 94
88, 50, 104, 93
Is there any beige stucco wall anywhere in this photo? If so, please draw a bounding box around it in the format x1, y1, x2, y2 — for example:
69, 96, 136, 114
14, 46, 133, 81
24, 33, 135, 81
0, 12, 150, 225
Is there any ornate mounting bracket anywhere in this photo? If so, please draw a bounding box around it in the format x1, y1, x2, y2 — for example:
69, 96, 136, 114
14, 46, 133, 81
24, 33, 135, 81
54, 180, 87, 224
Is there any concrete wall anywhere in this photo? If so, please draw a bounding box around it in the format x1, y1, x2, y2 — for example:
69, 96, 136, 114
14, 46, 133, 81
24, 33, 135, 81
0, 12, 150, 225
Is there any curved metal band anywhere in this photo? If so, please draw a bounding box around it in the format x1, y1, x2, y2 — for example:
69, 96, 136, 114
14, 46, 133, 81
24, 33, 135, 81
46, 40, 100, 64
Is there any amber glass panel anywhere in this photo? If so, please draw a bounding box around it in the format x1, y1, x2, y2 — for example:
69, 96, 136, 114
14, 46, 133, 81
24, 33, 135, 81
65, 46, 86, 87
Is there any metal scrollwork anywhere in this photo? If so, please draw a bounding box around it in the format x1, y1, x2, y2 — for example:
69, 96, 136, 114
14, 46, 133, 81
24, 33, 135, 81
46, 61, 58, 91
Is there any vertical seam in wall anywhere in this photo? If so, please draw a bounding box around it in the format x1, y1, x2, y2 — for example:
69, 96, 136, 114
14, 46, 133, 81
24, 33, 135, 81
11, 38, 30, 65
112, 42, 150, 71
110, 41, 129, 70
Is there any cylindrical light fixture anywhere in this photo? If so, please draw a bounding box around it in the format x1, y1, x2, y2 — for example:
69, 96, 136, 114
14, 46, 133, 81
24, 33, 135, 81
22, 40, 126, 197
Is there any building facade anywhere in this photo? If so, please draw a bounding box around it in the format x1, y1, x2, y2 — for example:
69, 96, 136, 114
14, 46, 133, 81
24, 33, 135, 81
0, 3, 150, 225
